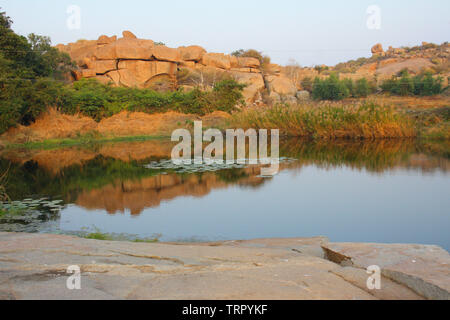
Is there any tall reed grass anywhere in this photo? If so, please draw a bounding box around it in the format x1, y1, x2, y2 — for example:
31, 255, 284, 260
0, 166, 10, 202
231, 102, 416, 139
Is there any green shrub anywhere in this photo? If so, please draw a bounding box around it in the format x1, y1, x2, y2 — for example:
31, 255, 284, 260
381, 71, 442, 96
57, 78, 245, 120
355, 78, 370, 98
312, 74, 349, 100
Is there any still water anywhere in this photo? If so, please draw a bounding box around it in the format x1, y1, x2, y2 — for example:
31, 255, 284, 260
1, 139, 449, 249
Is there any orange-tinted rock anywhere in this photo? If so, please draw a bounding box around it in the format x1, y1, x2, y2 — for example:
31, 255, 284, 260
152, 45, 181, 62
371, 43, 384, 55
106, 70, 121, 86
116, 38, 154, 59
81, 69, 96, 78
265, 75, 297, 96
179, 45, 206, 62
231, 71, 265, 103
57, 40, 98, 65
237, 57, 260, 68
97, 35, 117, 45
201, 53, 231, 70
93, 60, 117, 74
95, 42, 117, 60
122, 30, 137, 39
180, 61, 196, 68
118, 60, 177, 88
96, 38, 154, 60
95, 75, 113, 85
265, 63, 282, 75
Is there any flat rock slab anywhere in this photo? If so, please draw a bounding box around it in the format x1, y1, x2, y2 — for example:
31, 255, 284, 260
0, 232, 444, 300
322, 243, 450, 300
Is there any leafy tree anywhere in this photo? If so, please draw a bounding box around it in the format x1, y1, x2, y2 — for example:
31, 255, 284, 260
0, 8, 75, 133
380, 71, 442, 96
312, 73, 349, 100
355, 78, 370, 97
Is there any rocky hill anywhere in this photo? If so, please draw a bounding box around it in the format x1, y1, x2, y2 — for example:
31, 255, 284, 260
56, 31, 286, 105
56, 33, 449, 106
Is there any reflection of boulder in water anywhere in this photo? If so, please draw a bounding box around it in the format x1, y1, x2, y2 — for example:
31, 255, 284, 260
1, 138, 449, 210
75, 166, 266, 215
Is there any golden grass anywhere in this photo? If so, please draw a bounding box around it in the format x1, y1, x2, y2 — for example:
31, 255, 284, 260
0, 165, 10, 202
231, 102, 416, 139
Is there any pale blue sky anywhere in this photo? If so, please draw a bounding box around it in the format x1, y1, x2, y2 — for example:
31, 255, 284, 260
2, 0, 449, 66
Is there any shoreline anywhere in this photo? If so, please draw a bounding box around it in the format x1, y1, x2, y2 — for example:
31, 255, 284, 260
1, 131, 448, 151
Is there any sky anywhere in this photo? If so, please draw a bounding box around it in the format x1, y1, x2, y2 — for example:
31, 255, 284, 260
2, 0, 449, 66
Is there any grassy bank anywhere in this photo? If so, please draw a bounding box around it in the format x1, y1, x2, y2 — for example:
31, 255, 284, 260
231, 102, 416, 139
1, 134, 169, 150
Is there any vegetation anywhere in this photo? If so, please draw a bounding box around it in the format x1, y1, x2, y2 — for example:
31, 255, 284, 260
231, 102, 415, 139
0, 9, 245, 134
0, 166, 9, 202
57, 78, 245, 122
408, 107, 450, 140
4, 134, 166, 150
380, 70, 443, 96
0, 76, 245, 133
0, 9, 75, 133
231, 49, 271, 69
312, 74, 374, 100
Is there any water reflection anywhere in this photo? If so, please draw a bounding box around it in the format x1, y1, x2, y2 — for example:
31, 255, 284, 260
1, 138, 449, 247
0, 139, 448, 216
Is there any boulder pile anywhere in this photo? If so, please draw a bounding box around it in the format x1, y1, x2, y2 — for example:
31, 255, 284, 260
55, 31, 302, 105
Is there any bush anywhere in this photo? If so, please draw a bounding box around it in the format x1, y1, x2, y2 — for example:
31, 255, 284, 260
311, 74, 373, 101
57, 78, 245, 121
312, 74, 349, 100
381, 71, 443, 96
0, 8, 74, 133
355, 78, 370, 98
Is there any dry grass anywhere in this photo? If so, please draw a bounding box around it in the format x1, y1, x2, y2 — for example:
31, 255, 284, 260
231, 102, 416, 139
0, 165, 10, 202
365, 95, 450, 110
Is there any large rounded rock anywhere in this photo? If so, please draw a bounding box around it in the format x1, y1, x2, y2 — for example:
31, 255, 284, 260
178, 45, 206, 62
265, 75, 297, 96
117, 60, 177, 88
56, 40, 98, 65
371, 43, 384, 55
230, 71, 265, 104
201, 53, 231, 70
152, 45, 181, 63
93, 60, 117, 74
97, 35, 117, 45
296, 90, 310, 101
237, 57, 260, 69
95, 38, 154, 60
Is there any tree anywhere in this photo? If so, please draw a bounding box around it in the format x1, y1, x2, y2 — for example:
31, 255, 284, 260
27, 33, 74, 79
355, 78, 370, 97
285, 59, 301, 87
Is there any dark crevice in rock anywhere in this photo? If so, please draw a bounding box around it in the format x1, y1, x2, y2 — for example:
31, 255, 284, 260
321, 246, 354, 267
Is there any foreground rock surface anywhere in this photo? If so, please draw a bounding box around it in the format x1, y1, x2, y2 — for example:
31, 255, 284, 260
1, 232, 448, 300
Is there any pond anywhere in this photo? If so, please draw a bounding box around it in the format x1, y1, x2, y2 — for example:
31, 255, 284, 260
0, 138, 449, 250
